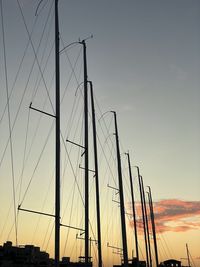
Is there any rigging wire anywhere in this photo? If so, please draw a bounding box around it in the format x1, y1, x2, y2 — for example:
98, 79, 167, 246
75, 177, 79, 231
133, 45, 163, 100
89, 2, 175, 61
156, 232, 169, 260
31, 40, 55, 103
44, 219, 54, 252
189, 250, 197, 267
60, 132, 84, 205
16, 0, 55, 206
15, 48, 56, 234
0, 0, 18, 246
35, 0, 49, 17
41, 131, 98, 262
0, 3, 159, 266
97, 122, 118, 187
19, 121, 54, 206
93, 92, 151, 263
0, 2, 156, 262
98, 116, 116, 165
42, 220, 53, 249
157, 229, 174, 259
0, 2, 39, 125
18, 108, 30, 207
20, 74, 55, 191
59, 41, 104, 262
88, 99, 124, 263
60, 37, 83, 103
60, 113, 100, 263
31, 170, 54, 245
31, 4, 54, 103
64, 86, 83, 139
16, 108, 31, 240
0, 0, 53, 172
61, 97, 83, 208
16, 29, 94, 256
62, 110, 84, 199
61, 95, 84, 213
0, 199, 15, 240
17, 0, 55, 114
35, 38, 85, 247
93, 98, 120, 185
62, 181, 76, 255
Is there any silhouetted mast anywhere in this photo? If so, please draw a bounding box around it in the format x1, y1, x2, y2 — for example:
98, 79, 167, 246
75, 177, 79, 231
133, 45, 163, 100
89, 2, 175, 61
136, 167, 149, 267
186, 244, 191, 267
89, 81, 102, 267
141, 177, 152, 267
112, 111, 128, 267
147, 187, 159, 267
125, 152, 139, 263
81, 40, 89, 265
55, 0, 60, 266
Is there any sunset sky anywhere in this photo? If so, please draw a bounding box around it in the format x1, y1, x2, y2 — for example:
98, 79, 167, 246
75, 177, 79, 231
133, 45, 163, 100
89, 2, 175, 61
0, 1, 199, 267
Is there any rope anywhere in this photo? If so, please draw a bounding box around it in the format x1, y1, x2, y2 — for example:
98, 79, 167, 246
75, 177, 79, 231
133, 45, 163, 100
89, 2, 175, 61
0, 2, 39, 125
17, 0, 55, 114
35, 0, 48, 17
60, 37, 83, 103
31, 3, 54, 103
0, 0, 53, 171
44, 219, 54, 252
20, 73, 55, 190
189, 250, 197, 267
18, 108, 30, 208
62, 181, 76, 255
19, 121, 54, 206
0, 0, 18, 245
0, 200, 13, 240
31, 171, 54, 245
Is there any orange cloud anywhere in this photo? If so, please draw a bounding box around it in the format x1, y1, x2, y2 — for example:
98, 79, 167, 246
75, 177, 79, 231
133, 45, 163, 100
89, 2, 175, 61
127, 199, 200, 233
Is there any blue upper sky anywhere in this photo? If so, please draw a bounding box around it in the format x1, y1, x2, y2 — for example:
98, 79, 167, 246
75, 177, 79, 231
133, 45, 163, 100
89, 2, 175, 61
1, 0, 199, 200
57, 0, 200, 200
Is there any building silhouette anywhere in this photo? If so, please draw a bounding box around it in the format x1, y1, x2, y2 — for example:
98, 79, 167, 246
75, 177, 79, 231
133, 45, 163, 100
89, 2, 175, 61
113, 257, 146, 267
0, 241, 51, 266
0, 241, 93, 267
1, 241, 188, 267
160, 259, 182, 267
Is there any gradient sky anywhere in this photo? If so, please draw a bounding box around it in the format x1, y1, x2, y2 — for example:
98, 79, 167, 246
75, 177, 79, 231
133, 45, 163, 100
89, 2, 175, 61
0, 1, 200, 267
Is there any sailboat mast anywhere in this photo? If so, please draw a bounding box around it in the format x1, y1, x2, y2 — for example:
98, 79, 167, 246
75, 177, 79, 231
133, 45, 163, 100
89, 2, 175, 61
141, 177, 152, 267
112, 111, 128, 267
186, 244, 191, 267
137, 168, 149, 267
147, 187, 159, 267
89, 81, 102, 267
82, 40, 89, 265
55, 0, 60, 266
126, 153, 139, 263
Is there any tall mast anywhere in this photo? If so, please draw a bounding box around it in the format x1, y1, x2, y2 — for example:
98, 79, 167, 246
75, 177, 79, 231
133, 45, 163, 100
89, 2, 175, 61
125, 153, 139, 263
186, 244, 191, 267
55, 0, 60, 266
141, 177, 152, 267
89, 81, 102, 267
147, 187, 159, 267
82, 40, 89, 265
136, 167, 149, 267
112, 111, 128, 267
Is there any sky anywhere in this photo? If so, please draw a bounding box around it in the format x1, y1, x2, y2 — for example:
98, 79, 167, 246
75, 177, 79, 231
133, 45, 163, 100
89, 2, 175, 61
0, 1, 200, 267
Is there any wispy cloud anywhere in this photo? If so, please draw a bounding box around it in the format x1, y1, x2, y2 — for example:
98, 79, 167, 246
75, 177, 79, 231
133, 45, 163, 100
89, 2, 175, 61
128, 199, 200, 233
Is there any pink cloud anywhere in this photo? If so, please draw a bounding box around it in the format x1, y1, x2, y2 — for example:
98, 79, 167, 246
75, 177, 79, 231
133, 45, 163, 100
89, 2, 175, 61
127, 199, 200, 233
